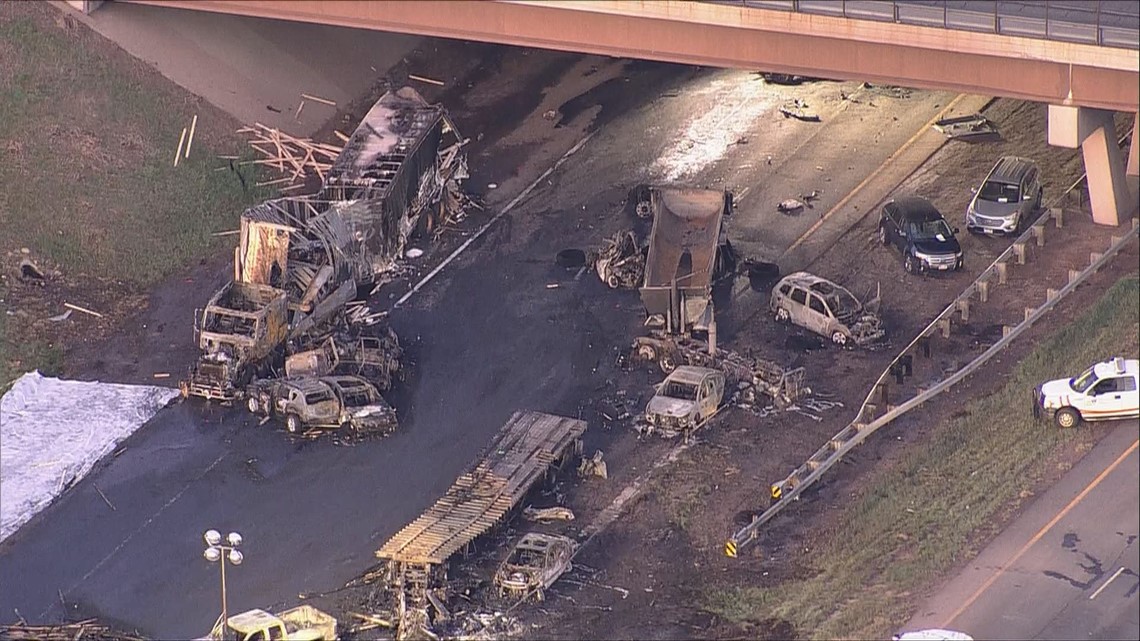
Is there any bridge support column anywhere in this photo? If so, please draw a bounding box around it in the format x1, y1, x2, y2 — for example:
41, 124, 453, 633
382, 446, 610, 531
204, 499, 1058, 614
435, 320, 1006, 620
1048, 105, 1136, 226
64, 0, 104, 13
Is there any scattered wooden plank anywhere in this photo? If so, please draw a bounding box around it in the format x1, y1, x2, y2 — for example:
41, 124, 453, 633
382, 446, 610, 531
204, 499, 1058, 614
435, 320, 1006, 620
211, 230, 241, 237
173, 127, 187, 167
334, 130, 351, 143
63, 302, 104, 319
184, 114, 198, 158
408, 74, 445, 86
301, 92, 337, 106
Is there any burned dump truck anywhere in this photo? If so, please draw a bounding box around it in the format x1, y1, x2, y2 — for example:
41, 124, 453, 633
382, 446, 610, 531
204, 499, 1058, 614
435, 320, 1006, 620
625, 188, 809, 410
181, 86, 467, 404
181, 282, 289, 401
630, 188, 735, 371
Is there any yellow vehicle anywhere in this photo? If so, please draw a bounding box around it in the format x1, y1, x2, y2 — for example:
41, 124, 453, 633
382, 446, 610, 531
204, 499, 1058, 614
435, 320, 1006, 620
203, 605, 338, 641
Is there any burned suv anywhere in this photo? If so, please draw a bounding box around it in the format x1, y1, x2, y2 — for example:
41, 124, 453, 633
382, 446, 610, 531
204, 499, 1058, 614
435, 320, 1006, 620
246, 375, 396, 435
965, 156, 1043, 235
770, 272, 884, 347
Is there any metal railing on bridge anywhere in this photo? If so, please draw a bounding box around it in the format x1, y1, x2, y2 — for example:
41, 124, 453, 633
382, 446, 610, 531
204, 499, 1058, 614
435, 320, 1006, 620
706, 1, 1140, 50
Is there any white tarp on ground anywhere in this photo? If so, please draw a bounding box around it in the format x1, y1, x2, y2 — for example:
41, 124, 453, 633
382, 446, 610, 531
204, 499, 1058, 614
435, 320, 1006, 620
0, 371, 180, 543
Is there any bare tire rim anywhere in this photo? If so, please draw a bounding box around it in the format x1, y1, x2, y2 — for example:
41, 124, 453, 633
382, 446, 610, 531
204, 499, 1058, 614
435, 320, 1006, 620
878, 226, 888, 245
246, 397, 260, 414
776, 308, 790, 322
831, 331, 847, 346
286, 415, 301, 433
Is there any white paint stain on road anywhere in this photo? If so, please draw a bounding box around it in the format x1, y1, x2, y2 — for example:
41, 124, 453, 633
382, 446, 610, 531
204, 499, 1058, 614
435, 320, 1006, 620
651, 73, 777, 182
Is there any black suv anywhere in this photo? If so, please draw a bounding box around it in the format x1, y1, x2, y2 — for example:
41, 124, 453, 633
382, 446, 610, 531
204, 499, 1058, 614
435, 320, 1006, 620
878, 197, 963, 274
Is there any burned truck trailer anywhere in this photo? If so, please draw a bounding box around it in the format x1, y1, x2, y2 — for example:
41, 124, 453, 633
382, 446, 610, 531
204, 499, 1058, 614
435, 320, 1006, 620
317, 86, 468, 275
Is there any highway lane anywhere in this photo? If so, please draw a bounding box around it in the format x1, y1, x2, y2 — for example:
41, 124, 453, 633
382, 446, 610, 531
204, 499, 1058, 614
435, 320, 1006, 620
906, 420, 1140, 641
0, 30, 952, 639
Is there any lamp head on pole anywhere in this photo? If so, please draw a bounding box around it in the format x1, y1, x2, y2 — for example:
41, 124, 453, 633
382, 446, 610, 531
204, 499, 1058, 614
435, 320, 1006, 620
204, 546, 222, 563
204, 530, 222, 546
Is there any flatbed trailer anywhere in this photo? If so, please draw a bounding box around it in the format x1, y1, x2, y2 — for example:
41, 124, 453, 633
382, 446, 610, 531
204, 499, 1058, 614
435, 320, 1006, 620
374, 410, 585, 639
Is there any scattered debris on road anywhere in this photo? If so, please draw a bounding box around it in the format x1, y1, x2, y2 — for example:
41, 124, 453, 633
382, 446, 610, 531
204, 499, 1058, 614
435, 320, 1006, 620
0, 620, 146, 641
522, 506, 575, 522
779, 98, 821, 122
590, 230, 645, 289
578, 450, 608, 479
778, 199, 807, 215
933, 114, 999, 140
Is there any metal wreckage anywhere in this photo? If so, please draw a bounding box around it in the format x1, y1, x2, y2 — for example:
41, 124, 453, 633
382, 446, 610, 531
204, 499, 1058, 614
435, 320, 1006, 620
180, 87, 472, 438
592, 187, 811, 421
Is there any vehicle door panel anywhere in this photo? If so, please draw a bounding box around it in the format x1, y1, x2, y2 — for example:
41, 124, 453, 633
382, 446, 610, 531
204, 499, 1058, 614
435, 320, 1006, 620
1089, 378, 1120, 416
807, 295, 830, 335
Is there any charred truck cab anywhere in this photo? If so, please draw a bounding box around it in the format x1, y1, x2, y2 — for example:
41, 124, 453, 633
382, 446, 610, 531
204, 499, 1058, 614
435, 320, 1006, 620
182, 282, 288, 401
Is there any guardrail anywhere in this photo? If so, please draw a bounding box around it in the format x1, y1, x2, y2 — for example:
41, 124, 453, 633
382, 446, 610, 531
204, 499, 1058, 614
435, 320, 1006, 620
724, 129, 1136, 558
704, 1, 1140, 50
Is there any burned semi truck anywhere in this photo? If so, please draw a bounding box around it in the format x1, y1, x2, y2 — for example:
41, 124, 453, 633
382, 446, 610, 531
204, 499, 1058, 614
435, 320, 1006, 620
181, 87, 468, 402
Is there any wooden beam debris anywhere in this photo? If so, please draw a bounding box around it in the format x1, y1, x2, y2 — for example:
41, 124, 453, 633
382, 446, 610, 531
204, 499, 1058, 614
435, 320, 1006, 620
408, 74, 445, 86
173, 127, 187, 167
301, 92, 337, 106
184, 114, 198, 159
238, 122, 342, 187
63, 302, 104, 319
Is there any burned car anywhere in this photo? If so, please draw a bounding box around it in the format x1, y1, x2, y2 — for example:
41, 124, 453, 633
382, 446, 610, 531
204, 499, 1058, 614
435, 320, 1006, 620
645, 365, 725, 433
592, 230, 646, 289
770, 272, 883, 347
494, 533, 576, 601
285, 324, 402, 391
246, 375, 396, 434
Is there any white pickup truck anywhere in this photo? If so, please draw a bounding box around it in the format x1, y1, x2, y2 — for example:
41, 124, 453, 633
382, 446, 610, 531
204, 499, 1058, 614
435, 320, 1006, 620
1034, 357, 1140, 428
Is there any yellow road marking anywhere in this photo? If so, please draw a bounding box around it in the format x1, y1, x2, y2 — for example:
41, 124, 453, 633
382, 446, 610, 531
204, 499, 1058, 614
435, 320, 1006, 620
780, 92, 969, 258
942, 438, 1140, 627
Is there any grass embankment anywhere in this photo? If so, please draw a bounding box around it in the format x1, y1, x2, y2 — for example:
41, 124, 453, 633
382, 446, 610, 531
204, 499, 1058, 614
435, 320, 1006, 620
705, 275, 1140, 639
0, 5, 268, 383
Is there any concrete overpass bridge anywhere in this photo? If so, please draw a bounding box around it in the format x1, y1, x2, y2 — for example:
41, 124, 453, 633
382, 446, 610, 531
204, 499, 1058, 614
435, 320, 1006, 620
80, 0, 1140, 223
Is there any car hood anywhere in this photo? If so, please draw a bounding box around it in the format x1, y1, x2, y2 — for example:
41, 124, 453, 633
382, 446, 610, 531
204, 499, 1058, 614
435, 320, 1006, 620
1040, 378, 1075, 398
646, 396, 698, 418
971, 197, 1019, 218
912, 236, 960, 256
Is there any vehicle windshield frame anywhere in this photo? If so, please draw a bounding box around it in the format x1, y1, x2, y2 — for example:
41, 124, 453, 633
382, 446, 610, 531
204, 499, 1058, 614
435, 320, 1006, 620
978, 180, 1020, 203
1070, 366, 1098, 393
907, 219, 954, 241
662, 381, 699, 401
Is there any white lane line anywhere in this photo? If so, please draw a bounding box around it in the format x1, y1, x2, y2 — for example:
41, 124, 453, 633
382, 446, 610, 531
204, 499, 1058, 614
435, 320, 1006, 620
393, 131, 596, 308
47, 451, 229, 617
1089, 566, 1127, 600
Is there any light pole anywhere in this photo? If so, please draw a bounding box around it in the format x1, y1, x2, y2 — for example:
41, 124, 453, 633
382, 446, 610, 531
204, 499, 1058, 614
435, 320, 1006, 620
203, 529, 244, 630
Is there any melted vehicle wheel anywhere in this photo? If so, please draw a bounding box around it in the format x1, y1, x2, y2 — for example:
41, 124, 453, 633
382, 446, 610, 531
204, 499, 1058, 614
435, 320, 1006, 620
1054, 407, 1081, 429
878, 225, 889, 246
659, 354, 677, 374
246, 396, 261, 414
285, 413, 302, 434
775, 307, 791, 323
831, 331, 848, 346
